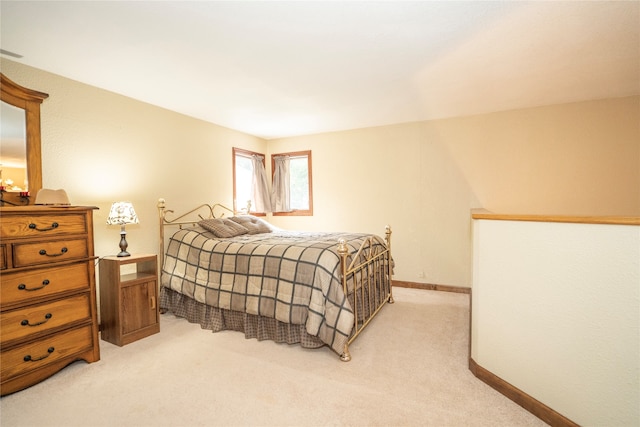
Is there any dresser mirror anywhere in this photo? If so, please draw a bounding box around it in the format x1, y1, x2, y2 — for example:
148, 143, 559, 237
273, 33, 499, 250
0, 73, 48, 206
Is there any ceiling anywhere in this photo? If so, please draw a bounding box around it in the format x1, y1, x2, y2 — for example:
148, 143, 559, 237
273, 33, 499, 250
1, 1, 638, 140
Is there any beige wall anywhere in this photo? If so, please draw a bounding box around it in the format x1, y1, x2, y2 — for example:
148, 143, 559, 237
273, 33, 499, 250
3, 58, 638, 288
1, 59, 267, 263
268, 96, 639, 285
443, 97, 640, 216
266, 123, 481, 287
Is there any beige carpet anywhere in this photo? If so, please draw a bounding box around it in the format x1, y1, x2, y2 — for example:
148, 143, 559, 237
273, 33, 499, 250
0, 288, 547, 427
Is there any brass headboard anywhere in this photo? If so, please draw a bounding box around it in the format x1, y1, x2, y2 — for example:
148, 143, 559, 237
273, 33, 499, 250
157, 198, 250, 271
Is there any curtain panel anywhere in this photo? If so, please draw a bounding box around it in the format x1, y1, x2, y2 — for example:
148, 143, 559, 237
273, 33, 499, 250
271, 155, 291, 212
251, 155, 272, 213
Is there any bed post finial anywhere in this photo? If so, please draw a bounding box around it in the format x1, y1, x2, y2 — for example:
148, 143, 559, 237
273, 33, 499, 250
337, 238, 348, 257
385, 225, 392, 248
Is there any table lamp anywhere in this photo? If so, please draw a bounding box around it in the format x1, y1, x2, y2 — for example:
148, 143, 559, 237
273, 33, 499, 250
107, 201, 139, 257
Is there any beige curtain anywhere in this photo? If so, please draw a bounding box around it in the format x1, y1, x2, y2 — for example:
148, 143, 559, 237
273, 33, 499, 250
251, 155, 272, 213
271, 155, 290, 212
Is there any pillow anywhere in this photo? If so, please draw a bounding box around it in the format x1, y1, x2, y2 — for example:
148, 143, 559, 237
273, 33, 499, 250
198, 218, 249, 238
229, 215, 274, 235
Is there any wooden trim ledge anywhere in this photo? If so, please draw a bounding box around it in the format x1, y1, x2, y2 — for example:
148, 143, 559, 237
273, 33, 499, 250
471, 210, 640, 226
402, 279, 578, 425
393, 280, 471, 294
469, 358, 579, 427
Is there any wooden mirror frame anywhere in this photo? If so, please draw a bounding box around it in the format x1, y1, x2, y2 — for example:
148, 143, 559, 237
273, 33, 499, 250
1, 73, 49, 206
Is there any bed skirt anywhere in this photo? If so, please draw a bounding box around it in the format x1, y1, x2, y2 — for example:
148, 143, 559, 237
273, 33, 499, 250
159, 286, 325, 349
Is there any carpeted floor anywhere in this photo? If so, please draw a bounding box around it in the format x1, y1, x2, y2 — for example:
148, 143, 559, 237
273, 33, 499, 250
0, 288, 547, 426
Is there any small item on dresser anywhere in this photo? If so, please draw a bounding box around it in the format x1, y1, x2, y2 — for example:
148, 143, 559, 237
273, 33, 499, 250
106, 201, 139, 257
34, 188, 70, 205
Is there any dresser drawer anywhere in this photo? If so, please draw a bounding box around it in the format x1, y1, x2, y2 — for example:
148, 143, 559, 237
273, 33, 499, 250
1, 294, 91, 345
0, 213, 88, 239
1, 263, 91, 306
1, 325, 94, 380
12, 238, 89, 268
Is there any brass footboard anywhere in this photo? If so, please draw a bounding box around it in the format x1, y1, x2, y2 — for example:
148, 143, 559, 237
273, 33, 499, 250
337, 226, 393, 362
158, 198, 393, 361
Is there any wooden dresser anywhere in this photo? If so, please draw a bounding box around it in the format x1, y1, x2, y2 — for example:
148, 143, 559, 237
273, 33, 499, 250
0, 206, 100, 396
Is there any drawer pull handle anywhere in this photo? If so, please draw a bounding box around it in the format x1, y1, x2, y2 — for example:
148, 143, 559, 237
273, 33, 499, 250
18, 279, 50, 292
21, 313, 53, 327
29, 222, 59, 232
39, 247, 68, 257
23, 347, 55, 362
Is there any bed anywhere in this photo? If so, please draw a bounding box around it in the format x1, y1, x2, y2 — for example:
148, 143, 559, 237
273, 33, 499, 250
157, 198, 393, 361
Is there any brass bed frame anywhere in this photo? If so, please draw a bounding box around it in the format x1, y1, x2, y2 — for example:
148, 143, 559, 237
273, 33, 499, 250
157, 198, 394, 361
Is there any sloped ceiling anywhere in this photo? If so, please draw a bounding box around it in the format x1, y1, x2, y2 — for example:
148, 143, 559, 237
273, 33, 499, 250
1, 1, 638, 139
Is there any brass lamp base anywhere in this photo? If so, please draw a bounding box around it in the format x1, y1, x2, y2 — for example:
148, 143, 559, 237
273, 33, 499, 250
117, 229, 130, 257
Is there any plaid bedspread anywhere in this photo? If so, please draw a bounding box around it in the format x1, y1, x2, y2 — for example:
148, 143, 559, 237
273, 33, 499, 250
161, 227, 388, 354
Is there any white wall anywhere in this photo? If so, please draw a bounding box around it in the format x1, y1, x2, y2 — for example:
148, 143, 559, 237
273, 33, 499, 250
471, 218, 639, 426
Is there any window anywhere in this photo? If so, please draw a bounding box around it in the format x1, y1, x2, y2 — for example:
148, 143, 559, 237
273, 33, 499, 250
271, 150, 313, 216
232, 147, 268, 214
232, 147, 313, 216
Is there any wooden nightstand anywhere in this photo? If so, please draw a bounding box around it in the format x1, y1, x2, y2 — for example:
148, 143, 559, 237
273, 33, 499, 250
99, 254, 159, 346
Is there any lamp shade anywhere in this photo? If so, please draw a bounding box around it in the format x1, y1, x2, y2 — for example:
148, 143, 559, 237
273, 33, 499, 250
106, 202, 139, 225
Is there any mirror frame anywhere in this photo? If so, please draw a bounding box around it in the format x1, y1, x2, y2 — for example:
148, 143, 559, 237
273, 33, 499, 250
1, 73, 48, 205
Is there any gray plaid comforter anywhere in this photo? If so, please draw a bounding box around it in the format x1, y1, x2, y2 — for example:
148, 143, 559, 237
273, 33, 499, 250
161, 227, 387, 354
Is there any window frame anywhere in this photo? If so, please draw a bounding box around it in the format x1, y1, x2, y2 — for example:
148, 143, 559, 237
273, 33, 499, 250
271, 150, 313, 217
